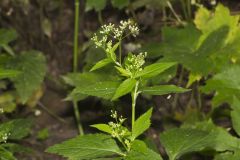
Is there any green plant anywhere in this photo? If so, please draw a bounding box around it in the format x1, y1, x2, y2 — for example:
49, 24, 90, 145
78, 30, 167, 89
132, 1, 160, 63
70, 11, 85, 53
46, 20, 189, 159
0, 28, 46, 112
72, 0, 84, 135
0, 27, 46, 159
0, 118, 33, 160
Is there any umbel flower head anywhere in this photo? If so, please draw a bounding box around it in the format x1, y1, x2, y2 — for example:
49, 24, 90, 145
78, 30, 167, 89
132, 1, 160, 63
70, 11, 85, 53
91, 19, 139, 50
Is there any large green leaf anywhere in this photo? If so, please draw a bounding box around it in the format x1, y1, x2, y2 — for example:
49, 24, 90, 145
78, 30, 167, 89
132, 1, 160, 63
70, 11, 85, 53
63, 72, 118, 101
160, 121, 240, 160
63, 72, 118, 87
85, 0, 107, 12
132, 108, 152, 140
112, 78, 136, 100
6, 51, 46, 103
230, 97, 240, 136
141, 85, 190, 96
72, 81, 120, 100
47, 134, 125, 160
142, 25, 201, 59
201, 66, 240, 107
125, 140, 162, 160
134, 62, 176, 79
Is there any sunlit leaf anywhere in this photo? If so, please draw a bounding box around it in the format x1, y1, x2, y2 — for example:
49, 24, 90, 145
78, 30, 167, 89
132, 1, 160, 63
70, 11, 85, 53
112, 78, 136, 100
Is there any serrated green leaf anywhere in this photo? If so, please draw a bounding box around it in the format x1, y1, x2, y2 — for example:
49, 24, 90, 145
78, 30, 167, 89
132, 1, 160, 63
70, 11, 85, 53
125, 140, 162, 160
111, 0, 129, 9
6, 51, 46, 104
85, 0, 107, 12
46, 134, 125, 160
141, 85, 190, 96
90, 58, 113, 71
230, 97, 240, 136
132, 108, 152, 140
63, 72, 118, 101
160, 121, 240, 160
91, 124, 112, 134
0, 68, 20, 79
160, 128, 210, 160
112, 78, 136, 100
72, 81, 120, 100
134, 62, 176, 79
201, 66, 240, 107
194, 4, 239, 42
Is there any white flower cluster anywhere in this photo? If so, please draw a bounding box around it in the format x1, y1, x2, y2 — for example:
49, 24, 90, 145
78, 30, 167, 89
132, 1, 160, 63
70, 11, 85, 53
108, 110, 130, 150
125, 52, 147, 73
91, 20, 139, 51
0, 132, 10, 143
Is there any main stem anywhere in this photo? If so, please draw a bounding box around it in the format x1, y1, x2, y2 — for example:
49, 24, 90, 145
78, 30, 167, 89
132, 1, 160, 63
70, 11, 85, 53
73, 0, 84, 135
131, 81, 139, 131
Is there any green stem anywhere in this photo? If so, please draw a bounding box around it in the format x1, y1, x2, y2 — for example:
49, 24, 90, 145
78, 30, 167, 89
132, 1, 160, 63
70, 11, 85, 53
180, 0, 188, 20
119, 39, 122, 64
116, 136, 129, 151
73, 0, 84, 135
167, 1, 183, 25
186, 0, 192, 20
172, 66, 184, 110
73, 100, 84, 134
162, 6, 167, 26
73, 0, 80, 72
131, 81, 139, 131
